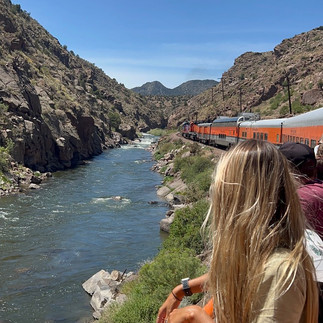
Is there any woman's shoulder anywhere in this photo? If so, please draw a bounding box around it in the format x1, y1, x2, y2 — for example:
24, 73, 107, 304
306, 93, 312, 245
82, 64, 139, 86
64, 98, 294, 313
263, 248, 306, 291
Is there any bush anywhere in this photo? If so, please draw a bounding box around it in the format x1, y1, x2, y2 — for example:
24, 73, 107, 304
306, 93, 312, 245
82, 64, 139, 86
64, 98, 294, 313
108, 111, 121, 131
154, 139, 183, 160
163, 200, 210, 254
106, 248, 206, 323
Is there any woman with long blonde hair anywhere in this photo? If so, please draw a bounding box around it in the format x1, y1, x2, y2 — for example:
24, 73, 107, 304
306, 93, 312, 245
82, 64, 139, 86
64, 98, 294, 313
159, 139, 318, 323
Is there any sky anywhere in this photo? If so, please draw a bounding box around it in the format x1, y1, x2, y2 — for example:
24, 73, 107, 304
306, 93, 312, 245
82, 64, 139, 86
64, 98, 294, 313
11, 0, 323, 89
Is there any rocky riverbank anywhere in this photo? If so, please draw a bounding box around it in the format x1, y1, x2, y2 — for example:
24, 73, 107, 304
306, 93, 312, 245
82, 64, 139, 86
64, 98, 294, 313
0, 134, 132, 197
82, 269, 137, 320
0, 160, 52, 196
149, 144, 189, 233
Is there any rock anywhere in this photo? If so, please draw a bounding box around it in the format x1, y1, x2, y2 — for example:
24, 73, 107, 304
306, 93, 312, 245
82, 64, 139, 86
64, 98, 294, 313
30, 175, 42, 184
302, 89, 323, 105
90, 285, 114, 318
110, 270, 121, 281
29, 183, 40, 190
82, 269, 110, 295
83, 269, 136, 319
157, 186, 171, 197
160, 213, 175, 232
181, 151, 191, 158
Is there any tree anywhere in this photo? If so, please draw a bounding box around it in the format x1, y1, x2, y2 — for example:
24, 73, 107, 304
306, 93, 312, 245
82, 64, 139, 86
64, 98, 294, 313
108, 111, 121, 131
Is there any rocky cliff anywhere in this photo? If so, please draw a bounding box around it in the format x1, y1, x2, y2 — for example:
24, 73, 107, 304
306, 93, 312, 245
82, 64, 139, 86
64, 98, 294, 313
0, 0, 166, 173
168, 27, 323, 126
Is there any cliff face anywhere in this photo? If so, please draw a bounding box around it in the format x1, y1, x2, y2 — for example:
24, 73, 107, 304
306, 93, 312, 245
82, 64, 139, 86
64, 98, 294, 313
168, 27, 323, 126
0, 0, 166, 172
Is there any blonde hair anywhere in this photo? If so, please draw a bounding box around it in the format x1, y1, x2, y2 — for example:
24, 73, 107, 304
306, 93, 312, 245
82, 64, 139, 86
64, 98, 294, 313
204, 139, 318, 323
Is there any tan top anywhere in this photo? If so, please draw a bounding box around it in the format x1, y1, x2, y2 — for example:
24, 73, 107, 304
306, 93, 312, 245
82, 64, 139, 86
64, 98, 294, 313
252, 249, 306, 323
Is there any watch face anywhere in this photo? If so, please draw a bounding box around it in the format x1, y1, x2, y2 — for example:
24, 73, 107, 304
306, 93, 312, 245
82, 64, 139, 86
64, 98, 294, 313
181, 278, 192, 296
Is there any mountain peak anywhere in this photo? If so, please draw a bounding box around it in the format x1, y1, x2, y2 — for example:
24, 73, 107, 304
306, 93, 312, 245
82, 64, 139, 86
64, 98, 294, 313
131, 79, 218, 96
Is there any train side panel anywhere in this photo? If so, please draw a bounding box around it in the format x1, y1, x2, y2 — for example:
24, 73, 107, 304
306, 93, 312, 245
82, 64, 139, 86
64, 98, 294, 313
209, 118, 239, 147
239, 119, 286, 145
281, 108, 323, 147
182, 107, 323, 149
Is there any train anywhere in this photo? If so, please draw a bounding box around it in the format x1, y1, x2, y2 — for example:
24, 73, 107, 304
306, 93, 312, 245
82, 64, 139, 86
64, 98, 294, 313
182, 107, 323, 149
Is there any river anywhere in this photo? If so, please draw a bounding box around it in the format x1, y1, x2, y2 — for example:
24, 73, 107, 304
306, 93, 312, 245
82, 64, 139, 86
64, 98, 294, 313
0, 134, 168, 323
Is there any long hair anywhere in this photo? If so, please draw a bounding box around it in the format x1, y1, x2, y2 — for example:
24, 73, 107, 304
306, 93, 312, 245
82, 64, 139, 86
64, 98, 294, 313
204, 139, 318, 323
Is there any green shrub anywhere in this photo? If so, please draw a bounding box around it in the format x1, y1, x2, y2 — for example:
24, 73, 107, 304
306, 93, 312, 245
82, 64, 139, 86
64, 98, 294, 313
269, 93, 283, 110
185, 169, 213, 202
0, 102, 8, 113
148, 128, 174, 137
106, 248, 206, 323
154, 140, 183, 160
108, 111, 121, 131
174, 155, 213, 184
291, 99, 312, 114
163, 199, 210, 254
279, 105, 290, 116
0, 139, 13, 172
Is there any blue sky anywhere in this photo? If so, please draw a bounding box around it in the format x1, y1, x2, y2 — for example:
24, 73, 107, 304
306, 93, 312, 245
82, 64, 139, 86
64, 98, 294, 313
12, 0, 323, 89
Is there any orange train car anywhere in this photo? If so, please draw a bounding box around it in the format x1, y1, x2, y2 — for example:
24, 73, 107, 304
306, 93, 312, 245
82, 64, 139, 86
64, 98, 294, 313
182, 107, 323, 149
239, 107, 323, 147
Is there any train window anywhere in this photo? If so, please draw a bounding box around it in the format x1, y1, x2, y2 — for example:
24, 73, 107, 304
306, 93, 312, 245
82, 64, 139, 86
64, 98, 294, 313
276, 134, 279, 143
305, 138, 309, 145
311, 139, 316, 148
265, 133, 268, 141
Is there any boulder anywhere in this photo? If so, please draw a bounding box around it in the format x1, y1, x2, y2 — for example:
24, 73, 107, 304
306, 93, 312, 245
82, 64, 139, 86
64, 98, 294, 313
83, 269, 135, 319
302, 89, 323, 105
157, 185, 171, 197
160, 213, 175, 232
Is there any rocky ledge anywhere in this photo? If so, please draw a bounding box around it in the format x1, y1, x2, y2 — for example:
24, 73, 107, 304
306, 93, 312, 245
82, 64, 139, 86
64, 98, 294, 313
0, 161, 52, 196
82, 269, 137, 320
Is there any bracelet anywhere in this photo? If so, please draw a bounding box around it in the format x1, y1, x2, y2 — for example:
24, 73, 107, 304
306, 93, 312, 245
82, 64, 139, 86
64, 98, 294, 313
171, 290, 182, 301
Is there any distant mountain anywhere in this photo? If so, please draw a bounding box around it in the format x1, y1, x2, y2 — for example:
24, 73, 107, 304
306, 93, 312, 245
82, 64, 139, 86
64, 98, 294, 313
131, 80, 218, 96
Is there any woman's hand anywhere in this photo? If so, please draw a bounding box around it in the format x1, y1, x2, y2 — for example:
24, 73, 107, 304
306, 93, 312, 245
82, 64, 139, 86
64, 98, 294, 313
156, 291, 181, 323
168, 305, 214, 323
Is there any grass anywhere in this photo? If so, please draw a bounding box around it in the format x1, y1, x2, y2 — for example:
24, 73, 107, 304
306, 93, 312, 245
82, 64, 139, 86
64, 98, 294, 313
100, 248, 206, 323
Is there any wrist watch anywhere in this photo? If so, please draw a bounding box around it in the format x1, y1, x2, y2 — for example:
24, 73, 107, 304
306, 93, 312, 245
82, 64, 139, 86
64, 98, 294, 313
181, 277, 192, 296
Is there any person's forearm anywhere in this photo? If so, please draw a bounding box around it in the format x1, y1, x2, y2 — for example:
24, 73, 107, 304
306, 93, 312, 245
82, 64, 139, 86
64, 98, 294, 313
172, 273, 208, 300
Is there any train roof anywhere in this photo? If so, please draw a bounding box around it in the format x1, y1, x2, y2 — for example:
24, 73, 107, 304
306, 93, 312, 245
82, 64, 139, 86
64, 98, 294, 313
212, 117, 239, 123
240, 107, 323, 128
197, 122, 213, 126
283, 107, 323, 127
240, 118, 288, 127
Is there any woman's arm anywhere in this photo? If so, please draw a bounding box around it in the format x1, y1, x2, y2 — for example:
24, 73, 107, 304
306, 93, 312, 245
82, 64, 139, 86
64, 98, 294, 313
156, 274, 208, 323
